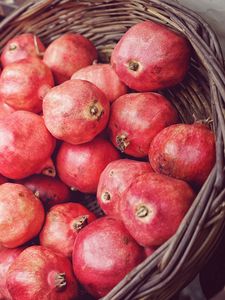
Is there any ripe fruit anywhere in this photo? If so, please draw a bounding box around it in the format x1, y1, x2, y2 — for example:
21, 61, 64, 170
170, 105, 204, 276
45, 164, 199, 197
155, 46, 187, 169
43, 79, 110, 144
72, 216, 145, 298
108, 92, 178, 157
43, 33, 97, 84
19, 175, 71, 209
0, 183, 45, 248
57, 137, 120, 193
1, 33, 45, 67
97, 159, 153, 218
0, 111, 55, 179
71, 64, 127, 102
0, 247, 24, 300
149, 123, 216, 187
111, 20, 191, 91
40, 203, 96, 258
120, 173, 195, 247
0, 58, 54, 113
6, 246, 78, 300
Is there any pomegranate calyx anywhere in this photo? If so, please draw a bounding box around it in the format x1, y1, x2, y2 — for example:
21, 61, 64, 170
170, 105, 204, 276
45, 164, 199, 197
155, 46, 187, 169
136, 205, 149, 218
101, 191, 111, 203
73, 215, 88, 232
116, 134, 130, 152
55, 272, 67, 291
128, 60, 139, 72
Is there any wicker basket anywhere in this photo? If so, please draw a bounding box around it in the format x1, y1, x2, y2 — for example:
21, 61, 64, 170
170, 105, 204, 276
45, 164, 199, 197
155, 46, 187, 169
1, 1, 225, 299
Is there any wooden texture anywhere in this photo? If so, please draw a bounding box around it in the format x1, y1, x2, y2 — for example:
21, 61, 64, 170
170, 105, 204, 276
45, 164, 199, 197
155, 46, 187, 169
0, 1, 224, 299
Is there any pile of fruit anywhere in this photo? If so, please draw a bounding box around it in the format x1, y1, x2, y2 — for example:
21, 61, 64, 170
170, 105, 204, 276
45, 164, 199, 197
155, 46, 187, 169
0, 20, 216, 300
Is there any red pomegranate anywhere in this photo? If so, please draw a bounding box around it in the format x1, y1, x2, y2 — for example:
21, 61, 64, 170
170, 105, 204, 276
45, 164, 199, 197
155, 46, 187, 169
0, 183, 45, 248
72, 216, 145, 298
111, 20, 191, 91
0, 174, 7, 185
19, 175, 71, 209
149, 123, 216, 187
1, 33, 45, 67
34, 157, 56, 178
43, 33, 97, 84
144, 247, 155, 257
57, 137, 120, 193
0, 111, 55, 179
0, 101, 15, 121
0, 58, 54, 113
108, 92, 178, 157
6, 246, 78, 300
43, 79, 110, 144
120, 172, 195, 247
71, 64, 127, 102
40, 203, 96, 258
97, 159, 153, 218
0, 247, 24, 300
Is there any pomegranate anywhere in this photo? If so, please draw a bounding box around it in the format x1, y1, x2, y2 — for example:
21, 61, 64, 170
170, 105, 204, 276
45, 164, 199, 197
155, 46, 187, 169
6, 246, 78, 300
108, 92, 178, 157
97, 159, 153, 218
144, 247, 155, 257
43, 33, 97, 84
43, 79, 110, 144
57, 137, 120, 193
0, 58, 54, 113
19, 175, 71, 209
120, 172, 195, 247
34, 157, 56, 177
111, 20, 191, 91
72, 216, 145, 298
0, 111, 55, 179
1, 33, 45, 67
149, 123, 216, 187
0, 183, 45, 248
71, 64, 127, 102
40, 203, 96, 258
0, 247, 24, 300
0, 174, 7, 185
0, 101, 15, 121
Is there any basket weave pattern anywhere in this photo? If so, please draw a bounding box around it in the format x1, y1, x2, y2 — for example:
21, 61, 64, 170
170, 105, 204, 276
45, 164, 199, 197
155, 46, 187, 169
1, 1, 225, 299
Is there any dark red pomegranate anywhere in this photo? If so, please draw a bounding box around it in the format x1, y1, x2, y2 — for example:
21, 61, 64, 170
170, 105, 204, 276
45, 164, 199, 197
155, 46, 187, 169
40, 203, 96, 258
71, 64, 127, 102
0, 247, 24, 300
108, 92, 178, 157
111, 20, 191, 91
97, 159, 153, 218
120, 172, 195, 247
0, 111, 55, 179
72, 216, 145, 298
149, 123, 216, 187
19, 175, 71, 209
0, 58, 54, 113
43, 79, 110, 144
43, 33, 97, 84
6, 245, 78, 300
0, 183, 45, 248
57, 137, 120, 193
1, 33, 45, 67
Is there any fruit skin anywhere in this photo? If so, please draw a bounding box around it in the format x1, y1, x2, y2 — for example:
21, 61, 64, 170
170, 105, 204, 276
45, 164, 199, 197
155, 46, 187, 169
97, 159, 153, 218
1, 33, 45, 67
0, 58, 54, 113
149, 123, 216, 187
0, 247, 24, 300
108, 92, 178, 157
111, 20, 191, 91
120, 172, 195, 247
40, 203, 96, 258
57, 137, 120, 193
71, 64, 127, 102
0, 101, 15, 121
43, 33, 97, 84
72, 216, 145, 298
0, 111, 55, 179
6, 245, 78, 300
19, 175, 71, 209
43, 79, 110, 144
0, 183, 45, 248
